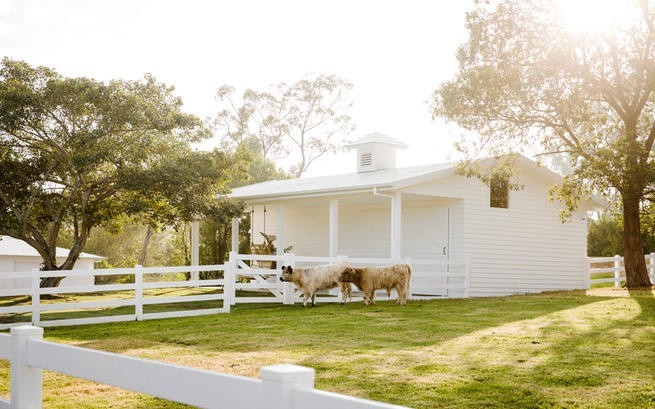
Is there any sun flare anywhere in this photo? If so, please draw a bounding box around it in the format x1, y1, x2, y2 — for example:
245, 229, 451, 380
553, 0, 635, 35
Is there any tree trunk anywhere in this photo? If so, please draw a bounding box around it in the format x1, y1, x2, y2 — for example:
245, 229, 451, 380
622, 196, 653, 288
139, 226, 154, 266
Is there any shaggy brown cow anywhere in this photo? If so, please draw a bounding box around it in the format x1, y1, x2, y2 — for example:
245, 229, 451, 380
279, 263, 353, 307
339, 264, 411, 305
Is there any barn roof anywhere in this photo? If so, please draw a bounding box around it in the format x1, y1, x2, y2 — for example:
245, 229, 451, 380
0, 236, 105, 259
230, 155, 566, 202
230, 162, 456, 201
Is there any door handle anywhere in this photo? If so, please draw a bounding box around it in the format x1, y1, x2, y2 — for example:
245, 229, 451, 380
442, 246, 447, 256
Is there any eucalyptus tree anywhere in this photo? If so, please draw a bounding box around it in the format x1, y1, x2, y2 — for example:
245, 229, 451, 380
215, 74, 354, 177
0, 58, 232, 286
435, 0, 655, 287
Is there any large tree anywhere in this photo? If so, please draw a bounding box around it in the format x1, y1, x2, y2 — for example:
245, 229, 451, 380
0, 58, 230, 286
215, 74, 354, 177
199, 145, 290, 265
435, 0, 655, 288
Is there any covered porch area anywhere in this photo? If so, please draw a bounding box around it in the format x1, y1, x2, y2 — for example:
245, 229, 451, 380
228, 190, 466, 298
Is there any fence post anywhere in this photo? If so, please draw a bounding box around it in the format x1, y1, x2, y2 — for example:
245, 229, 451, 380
225, 252, 237, 311
10, 325, 44, 409
614, 255, 621, 288
134, 265, 143, 321
463, 260, 471, 298
282, 253, 295, 305
259, 364, 315, 409
228, 251, 239, 304
650, 253, 655, 284
31, 269, 40, 327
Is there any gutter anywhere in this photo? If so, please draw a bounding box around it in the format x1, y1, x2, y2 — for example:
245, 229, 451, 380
372, 186, 394, 198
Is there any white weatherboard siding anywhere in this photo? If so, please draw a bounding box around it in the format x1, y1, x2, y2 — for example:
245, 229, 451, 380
285, 206, 329, 256
445, 174, 583, 296
340, 204, 391, 258
403, 170, 587, 296
0, 256, 96, 289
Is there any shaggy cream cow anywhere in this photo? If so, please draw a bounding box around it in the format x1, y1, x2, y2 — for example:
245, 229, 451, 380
279, 263, 353, 307
339, 264, 411, 306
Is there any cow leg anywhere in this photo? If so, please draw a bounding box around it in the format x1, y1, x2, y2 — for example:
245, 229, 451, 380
368, 290, 375, 305
397, 285, 407, 305
302, 291, 310, 307
311, 293, 316, 307
340, 283, 351, 304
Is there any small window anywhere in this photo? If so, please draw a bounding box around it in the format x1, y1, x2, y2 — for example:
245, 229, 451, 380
490, 175, 509, 208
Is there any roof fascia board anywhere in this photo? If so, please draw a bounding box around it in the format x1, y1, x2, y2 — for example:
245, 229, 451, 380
240, 186, 393, 204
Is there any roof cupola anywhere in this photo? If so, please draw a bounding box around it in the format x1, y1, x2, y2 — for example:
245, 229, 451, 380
345, 132, 407, 173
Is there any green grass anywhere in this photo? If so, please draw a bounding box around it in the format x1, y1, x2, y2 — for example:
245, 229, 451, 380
1, 289, 654, 408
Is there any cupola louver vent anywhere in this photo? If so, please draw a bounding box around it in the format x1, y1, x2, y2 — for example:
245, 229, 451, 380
345, 132, 408, 173
360, 152, 372, 167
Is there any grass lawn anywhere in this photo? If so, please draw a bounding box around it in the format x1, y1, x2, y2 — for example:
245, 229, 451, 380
1, 288, 654, 408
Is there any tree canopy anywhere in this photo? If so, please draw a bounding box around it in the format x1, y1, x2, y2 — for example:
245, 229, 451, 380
434, 0, 655, 287
0, 58, 234, 284
214, 74, 354, 177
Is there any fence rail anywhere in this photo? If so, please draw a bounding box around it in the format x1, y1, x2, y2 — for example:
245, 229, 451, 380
0, 326, 407, 409
0, 264, 229, 330
1, 253, 469, 329
588, 253, 655, 287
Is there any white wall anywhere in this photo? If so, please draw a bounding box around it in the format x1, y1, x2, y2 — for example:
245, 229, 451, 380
340, 204, 391, 258
404, 170, 588, 296
0, 256, 96, 289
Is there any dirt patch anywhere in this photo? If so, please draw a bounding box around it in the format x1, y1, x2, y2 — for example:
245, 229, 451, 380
586, 286, 655, 297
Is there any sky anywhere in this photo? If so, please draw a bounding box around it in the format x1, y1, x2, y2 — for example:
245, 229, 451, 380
0, 0, 473, 177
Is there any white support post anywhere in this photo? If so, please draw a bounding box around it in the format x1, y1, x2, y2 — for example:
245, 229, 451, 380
231, 217, 240, 254
277, 204, 286, 257
191, 219, 200, 283
11, 325, 44, 409
227, 251, 237, 308
329, 200, 339, 259
650, 253, 655, 284
614, 255, 621, 287
31, 269, 40, 327
390, 192, 402, 261
135, 265, 143, 321
259, 364, 315, 409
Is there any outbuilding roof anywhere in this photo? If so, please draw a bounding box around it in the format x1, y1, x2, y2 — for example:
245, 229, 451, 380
0, 236, 105, 259
230, 155, 564, 202
231, 162, 458, 201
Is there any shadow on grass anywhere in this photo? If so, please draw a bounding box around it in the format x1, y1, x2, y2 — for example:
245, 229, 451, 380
412, 288, 655, 408
41, 292, 607, 352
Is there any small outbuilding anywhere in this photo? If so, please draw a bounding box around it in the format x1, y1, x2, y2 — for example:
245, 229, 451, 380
230, 133, 597, 297
0, 236, 104, 289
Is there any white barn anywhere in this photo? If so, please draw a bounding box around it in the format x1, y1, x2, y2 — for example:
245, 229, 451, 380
0, 236, 103, 289
231, 133, 598, 297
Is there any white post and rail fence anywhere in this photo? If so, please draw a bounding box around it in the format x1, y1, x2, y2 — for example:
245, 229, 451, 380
0, 325, 407, 409
0, 253, 469, 330
588, 253, 655, 287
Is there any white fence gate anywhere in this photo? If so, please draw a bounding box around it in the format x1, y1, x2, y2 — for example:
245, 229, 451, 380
588, 253, 655, 287
0, 325, 408, 409
0, 253, 469, 329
